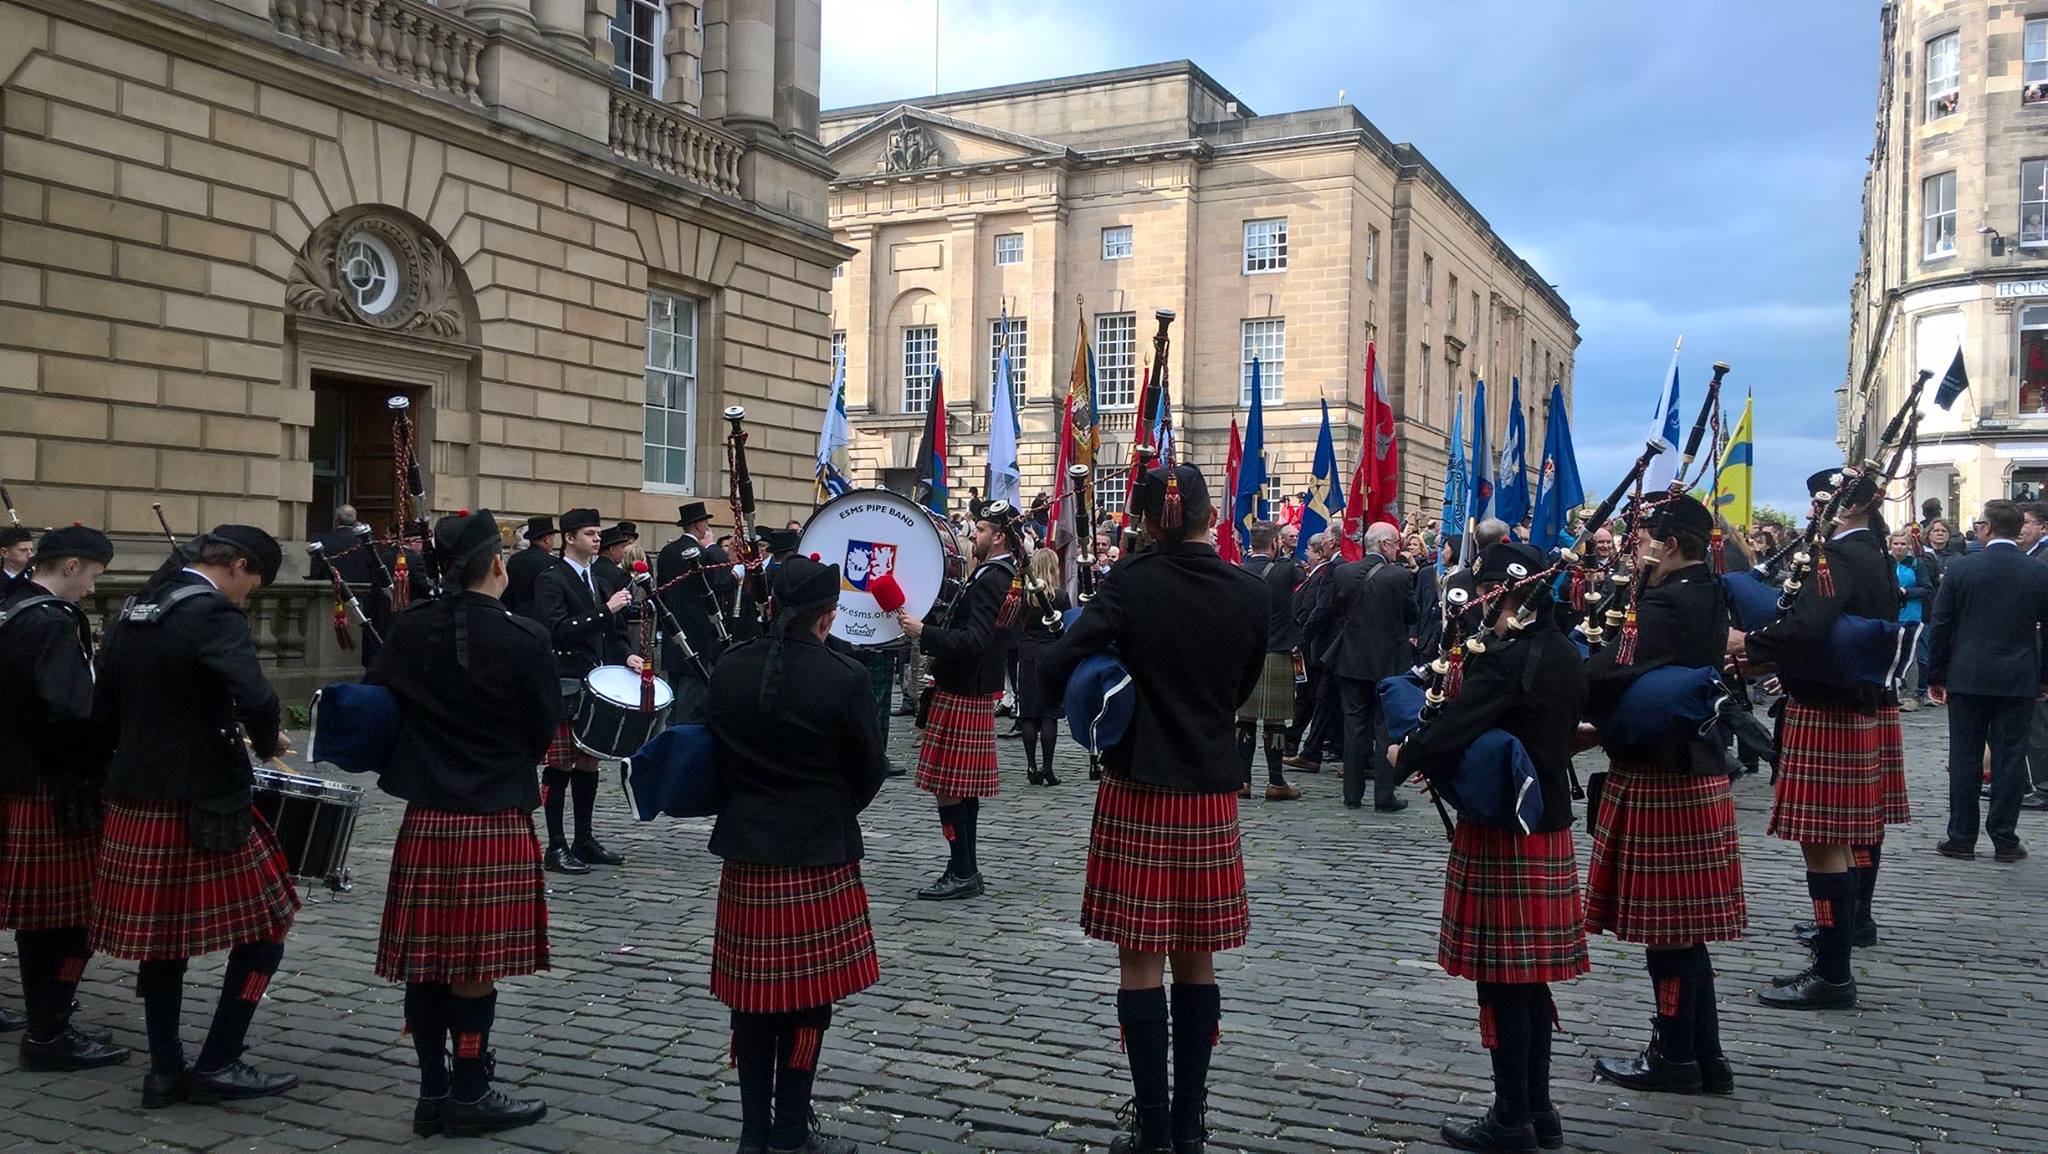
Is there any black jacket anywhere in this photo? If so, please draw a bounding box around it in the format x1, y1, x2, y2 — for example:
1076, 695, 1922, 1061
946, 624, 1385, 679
533, 556, 630, 680
1040, 542, 1268, 793
0, 583, 99, 793
921, 554, 1017, 695
1244, 554, 1304, 653
655, 536, 736, 677
367, 592, 562, 813
1748, 527, 1900, 710
1928, 541, 2048, 698
96, 571, 281, 803
1326, 553, 1417, 681
503, 546, 555, 621
707, 630, 888, 866
1403, 615, 1587, 833
1413, 563, 1443, 657
1295, 559, 1339, 667
1584, 562, 1729, 773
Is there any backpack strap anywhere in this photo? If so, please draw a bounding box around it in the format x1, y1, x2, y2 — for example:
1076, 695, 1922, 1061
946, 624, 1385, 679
117, 582, 222, 625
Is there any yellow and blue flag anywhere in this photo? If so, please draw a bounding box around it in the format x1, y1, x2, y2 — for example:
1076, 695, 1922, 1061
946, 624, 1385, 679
1296, 399, 1345, 558
1711, 393, 1753, 532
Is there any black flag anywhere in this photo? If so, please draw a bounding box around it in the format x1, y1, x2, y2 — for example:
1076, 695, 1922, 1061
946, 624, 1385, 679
1935, 347, 1969, 411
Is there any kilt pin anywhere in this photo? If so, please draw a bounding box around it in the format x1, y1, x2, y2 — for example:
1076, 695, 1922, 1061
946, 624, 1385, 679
1582, 760, 1747, 946
1080, 772, 1250, 954
915, 690, 1001, 797
91, 798, 299, 962
1768, 701, 1885, 846
376, 807, 549, 985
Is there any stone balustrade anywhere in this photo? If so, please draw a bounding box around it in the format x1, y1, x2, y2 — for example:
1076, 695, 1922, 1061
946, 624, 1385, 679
608, 88, 746, 198
272, 0, 484, 105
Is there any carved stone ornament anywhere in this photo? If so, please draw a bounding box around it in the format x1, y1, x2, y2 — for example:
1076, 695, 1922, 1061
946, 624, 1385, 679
880, 112, 941, 174
287, 210, 469, 342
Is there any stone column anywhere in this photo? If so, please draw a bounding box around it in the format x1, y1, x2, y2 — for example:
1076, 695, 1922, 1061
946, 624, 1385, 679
461, 0, 538, 34
532, 0, 587, 54
722, 0, 775, 129
773, 0, 821, 141
844, 225, 876, 412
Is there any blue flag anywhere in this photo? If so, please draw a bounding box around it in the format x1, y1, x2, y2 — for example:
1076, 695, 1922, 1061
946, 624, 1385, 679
1297, 398, 1345, 558
1530, 381, 1585, 550
1440, 390, 1466, 563
1644, 339, 1683, 490
1234, 358, 1269, 547
1495, 377, 1529, 527
1467, 379, 1495, 535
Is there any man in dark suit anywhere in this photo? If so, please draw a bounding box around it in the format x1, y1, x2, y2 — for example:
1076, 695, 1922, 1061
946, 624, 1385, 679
655, 502, 737, 705
1327, 521, 1416, 811
1928, 499, 2048, 865
502, 516, 557, 621
532, 508, 635, 874
1289, 530, 1343, 772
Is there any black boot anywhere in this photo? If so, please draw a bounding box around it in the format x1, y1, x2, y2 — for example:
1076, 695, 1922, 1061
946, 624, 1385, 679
1761, 872, 1857, 1010
1439, 1105, 1538, 1152
1114, 988, 1173, 1153
445, 991, 546, 1137
1170, 983, 1220, 1153
187, 941, 294, 1104
544, 845, 590, 874
1593, 1024, 1702, 1092
570, 771, 623, 864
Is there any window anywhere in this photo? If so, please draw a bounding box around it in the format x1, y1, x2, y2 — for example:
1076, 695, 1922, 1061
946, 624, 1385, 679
831, 330, 846, 379
2024, 160, 2048, 247
1264, 474, 1287, 511
832, 263, 844, 279
1419, 343, 1432, 422
1240, 318, 1286, 405
643, 294, 698, 488
901, 326, 938, 413
989, 318, 1027, 408
2027, 18, 2048, 105
1924, 171, 1957, 259
994, 233, 1023, 266
1447, 274, 1459, 325
610, 0, 666, 95
1095, 313, 1137, 408
1422, 254, 1434, 305
1102, 226, 1133, 261
1470, 291, 1480, 341
1365, 226, 1380, 282
1926, 32, 1960, 121
1243, 218, 1288, 273
2023, 304, 2048, 415
1094, 465, 1127, 516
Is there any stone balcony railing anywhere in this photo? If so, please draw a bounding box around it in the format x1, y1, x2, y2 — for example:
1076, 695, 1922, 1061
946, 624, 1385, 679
273, 0, 484, 105
1098, 410, 1138, 434
608, 88, 745, 198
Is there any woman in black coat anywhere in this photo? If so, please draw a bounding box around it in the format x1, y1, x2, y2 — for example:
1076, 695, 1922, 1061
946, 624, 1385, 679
1016, 547, 1072, 785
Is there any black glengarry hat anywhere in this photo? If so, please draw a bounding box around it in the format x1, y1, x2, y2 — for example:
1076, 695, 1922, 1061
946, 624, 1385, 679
1132, 464, 1213, 524
433, 509, 502, 581
1648, 493, 1714, 541
773, 553, 840, 618
1475, 541, 1545, 585
33, 524, 114, 566
0, 526, 30, 549
202, 524, 283, 585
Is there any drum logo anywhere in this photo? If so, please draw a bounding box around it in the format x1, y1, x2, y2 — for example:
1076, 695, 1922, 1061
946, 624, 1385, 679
842, 540, 898, 592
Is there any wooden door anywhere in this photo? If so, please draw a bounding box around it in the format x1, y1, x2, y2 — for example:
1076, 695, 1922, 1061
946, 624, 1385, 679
337, 382, 421, 537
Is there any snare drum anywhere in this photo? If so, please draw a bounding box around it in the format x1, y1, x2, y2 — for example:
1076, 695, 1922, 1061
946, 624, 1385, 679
799, 488, 965, 646
572, 665, 675, 759
252, 768, 364, 892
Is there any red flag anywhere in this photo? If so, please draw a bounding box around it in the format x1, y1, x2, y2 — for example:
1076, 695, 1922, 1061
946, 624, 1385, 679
1339, 450, 1368, 562
1220, 417, 1243, 563
1364, 340, 1401, 528
1118, 364, 1155, 535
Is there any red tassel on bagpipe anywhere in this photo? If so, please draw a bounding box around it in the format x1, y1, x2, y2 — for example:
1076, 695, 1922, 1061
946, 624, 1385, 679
391, 550, 411, 609
332, 600, 354, 650
1163, 472, 1183, 530
1444, 647, 1465, 699
1615, 608, 1640, 665
1814, 553, 1835, 598
639, 663, 656, 712
1568, 568, 1587, 611
1708, 527, 1725, 575
996, 584, 1022, 629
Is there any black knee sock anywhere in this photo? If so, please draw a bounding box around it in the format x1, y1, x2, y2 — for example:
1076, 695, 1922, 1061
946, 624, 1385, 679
541, 769, 570, 849
731, 1010, 780, 1148
136, 958, 189, 1076
1854, 843, 1881, 926
17, 926, 88, 1041
1690, 945, 1723, 1061
195, 939, 283, 1073
958, 798, 980, 875
405, 982, 452, 1099
1645, 949, 1696, 1062
1037, 719, 1057, 776
1169, 983, 1220, 1143
1525, 983, 1555, 1114
769, 1005, 833, 1149
1806, 871, 1857, 983
1264, 725, 1289, 786
1476, 982, 1531, 1126
1235, 721, 1257, 789
938, 802, 967, 876
447, 990, 498, 1103
571, 768, 599, 845
1117, 987, 1171, 1147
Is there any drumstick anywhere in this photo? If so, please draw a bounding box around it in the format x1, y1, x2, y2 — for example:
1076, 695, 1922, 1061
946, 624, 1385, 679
243, 736, 293, 774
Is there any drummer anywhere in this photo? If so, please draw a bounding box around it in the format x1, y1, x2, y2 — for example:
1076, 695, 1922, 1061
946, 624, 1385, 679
531, 507, 640, 876
367, 510, 560, 1138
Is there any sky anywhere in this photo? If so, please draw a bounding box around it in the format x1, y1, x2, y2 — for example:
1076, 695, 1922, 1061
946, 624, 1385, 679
820, 0, 1880, 513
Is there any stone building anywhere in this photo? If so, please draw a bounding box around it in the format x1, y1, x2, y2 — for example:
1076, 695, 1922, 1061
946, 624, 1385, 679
0, 0, 841, 691
1844, 1, 2048, 519
821, 62, 1576, 520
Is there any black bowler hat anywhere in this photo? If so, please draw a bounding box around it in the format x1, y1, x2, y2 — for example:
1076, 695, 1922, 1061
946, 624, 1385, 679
599, 523, 632, 550
202, 524, 283, 585
763, 528, 802, 555
433, 509, 502, 581
522, 515, 557, 542
1475, 541, 1546, 585
676, 502, 711, 528
560, 507, 602, 534
617, 521, 639, 541
33, 523, 114, 566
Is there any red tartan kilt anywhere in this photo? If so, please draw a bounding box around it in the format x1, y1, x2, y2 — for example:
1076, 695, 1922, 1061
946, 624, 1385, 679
1878, 705, 1910, 825
914, 691, 1000, 797
711, 861, 878, 1013
1081, 773, 1249, 954
0, 788, 98, 931
91, 798, 299, 961
1583, 762, 1747, 945
375, 807, 549, 984
1439, 823, 1588, 984
1769, 702, 1885, 845
543, 721, 597, 771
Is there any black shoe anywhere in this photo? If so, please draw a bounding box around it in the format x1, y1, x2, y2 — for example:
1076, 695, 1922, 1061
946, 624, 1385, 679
1042, 770, 1060, 786
1795, 918, 1878, 948
544, 846, 590, 874
571, 838, 624, 866
1439, 1106, 1538, 1152
413, 1095, 446, 1138
1108, 1102, 1174, 1154
1768, 964, 1814, 988
20, 1027, 130, 1071
141, 1068, 186, 1109
1936, 839, 1977, 860
1756, 971, 1856, 1010
1995, 844, 2029, 863
1343, 799, 1364, 810
740, 1145, 767, 1154
882, 761, 906, 778
2020, 791, 2048, 811
1593, 1036, 1702, 1093
1699, 1055, 1735, 1095
0, 1006, 23, 1033
999, 727, 1023, 740
1025, 767, 1044, 786
186, 1060, 299, 1104
1374, 798, 1409, 812
1531, 1107, 1562, 1150
891, 703, 915, 717
443, 1088, 547, 1137
916, 872, 984, 900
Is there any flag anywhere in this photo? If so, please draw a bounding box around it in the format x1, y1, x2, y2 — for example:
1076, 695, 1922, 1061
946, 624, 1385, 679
1221, 418, 1243, 563
1644, 337, 1683, 491
1711, 391, 1754, 532
1529, 381, 1585, 550
1298, 399, 1345, 559
1440, 389, 1466, 559
986, 311, 1021, 508
1233, 358, 1269, 548
1467, 379, 1494, 536
1118, 364, 1157, 534
1050, 317, 1100, 595
1339, 448, 1369, 562
1935, 347, 1970, 410
912, 367, 948, 516
1365, 339, 1400, 528
1495, 376, 1529, 527
1153, 380, 1176, 466
814, 352, 852, 502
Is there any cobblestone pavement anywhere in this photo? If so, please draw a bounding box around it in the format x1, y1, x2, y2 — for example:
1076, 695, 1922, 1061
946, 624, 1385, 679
3, 704, 2045, 1153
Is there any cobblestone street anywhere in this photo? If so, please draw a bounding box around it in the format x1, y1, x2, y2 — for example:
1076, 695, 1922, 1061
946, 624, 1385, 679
3, 705, 2044, 1153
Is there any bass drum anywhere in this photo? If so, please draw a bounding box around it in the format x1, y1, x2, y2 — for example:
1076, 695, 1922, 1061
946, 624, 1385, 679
572, 665, 675, 759
799, 488, 964, 646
